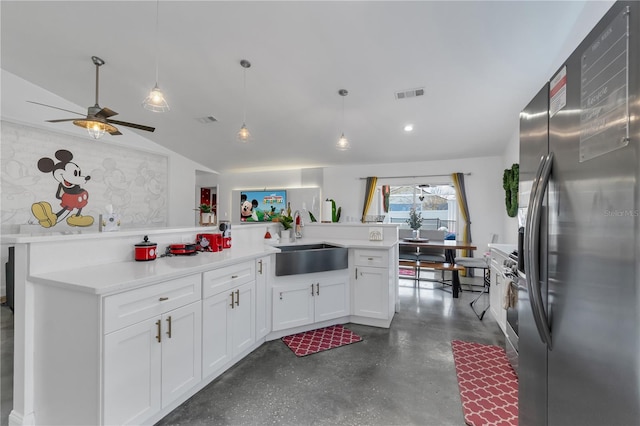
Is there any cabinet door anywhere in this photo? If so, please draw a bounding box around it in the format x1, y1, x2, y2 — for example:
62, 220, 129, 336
353, 266, 388, 320
489, 265, 507, 333
202, 291, 233, 378
104, 317, 161, 426
161, 301, 202, 407
231, 281, 256, 356
272, 282, 314, 331
255, 256, 271, 340
315, 277, 349, 322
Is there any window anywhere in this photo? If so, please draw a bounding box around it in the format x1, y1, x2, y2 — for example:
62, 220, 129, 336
381, 184, 457, 233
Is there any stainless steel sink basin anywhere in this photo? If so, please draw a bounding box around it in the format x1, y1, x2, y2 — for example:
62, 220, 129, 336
275, 243, 348, 276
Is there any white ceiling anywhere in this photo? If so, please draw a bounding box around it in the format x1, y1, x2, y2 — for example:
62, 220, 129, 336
1, 1, 614, 174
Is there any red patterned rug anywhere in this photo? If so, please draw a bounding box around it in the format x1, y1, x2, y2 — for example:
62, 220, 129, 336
399, 268, 415, 277
451, 340, 518, 426
282, 324, 362, 357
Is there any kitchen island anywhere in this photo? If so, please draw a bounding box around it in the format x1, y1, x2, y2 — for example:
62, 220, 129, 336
4, 223, 398, 425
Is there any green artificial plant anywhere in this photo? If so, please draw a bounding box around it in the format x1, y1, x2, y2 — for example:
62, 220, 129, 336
503, 163, 519, 217
406, 208, 423, 230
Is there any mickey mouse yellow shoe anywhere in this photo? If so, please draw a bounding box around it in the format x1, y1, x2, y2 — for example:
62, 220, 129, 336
67, 215, 94, 227
31, 202, 57, 228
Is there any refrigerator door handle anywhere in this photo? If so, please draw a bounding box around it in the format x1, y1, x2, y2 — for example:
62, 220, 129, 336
526, 152, 554, 349
524, 155, 545, 342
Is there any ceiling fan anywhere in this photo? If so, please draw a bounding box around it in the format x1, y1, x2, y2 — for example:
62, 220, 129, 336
28, 55, 155, 139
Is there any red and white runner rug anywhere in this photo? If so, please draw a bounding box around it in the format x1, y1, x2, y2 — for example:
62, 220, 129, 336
282, 324, 362, 357
451, 340, 518, 426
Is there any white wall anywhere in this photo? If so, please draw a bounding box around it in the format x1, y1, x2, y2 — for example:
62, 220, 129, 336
501, 127, 521, 244
217, 157, 506, 255
0, 70, 216, 230
0, 70, 217, 297
323, 157, 506, 253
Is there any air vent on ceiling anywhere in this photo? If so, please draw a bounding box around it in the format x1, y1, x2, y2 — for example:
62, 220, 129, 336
196, 116, 218, 124
394, 87, 425, 100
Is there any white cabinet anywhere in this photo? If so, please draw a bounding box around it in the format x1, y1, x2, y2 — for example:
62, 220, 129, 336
202, 261, 256, 379
353, 266, 388, 319
489, 248, 509, 334
255, 256, 272, 340
271, 273, 349, 332
103, 275, 202, 426
351, 249, 392, 321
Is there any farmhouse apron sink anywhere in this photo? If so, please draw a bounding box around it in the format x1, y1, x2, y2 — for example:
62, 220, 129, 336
275, 243, 348, 276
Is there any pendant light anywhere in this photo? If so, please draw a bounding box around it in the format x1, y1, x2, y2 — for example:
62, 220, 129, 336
336, 89, 351, 151
237, 59, 252, 142
142, 0, 169, 112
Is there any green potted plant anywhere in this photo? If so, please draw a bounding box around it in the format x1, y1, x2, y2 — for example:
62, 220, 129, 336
406, 208, 423, 238
197, 203, 213, 225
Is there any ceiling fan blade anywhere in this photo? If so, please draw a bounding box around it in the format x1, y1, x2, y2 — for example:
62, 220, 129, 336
27, 101, 85, 116
46, 118, 78, 123
107, 119, 155, 133
96, 107, 118, 118
107, 128, 123, 136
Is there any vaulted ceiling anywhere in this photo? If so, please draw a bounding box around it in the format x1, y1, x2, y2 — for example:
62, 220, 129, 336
1, 1, 614, 173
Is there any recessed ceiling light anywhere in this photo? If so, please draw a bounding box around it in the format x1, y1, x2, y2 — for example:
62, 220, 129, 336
404, 124, 414, 132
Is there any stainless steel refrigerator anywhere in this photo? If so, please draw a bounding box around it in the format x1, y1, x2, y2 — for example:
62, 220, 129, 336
518, 2, 639, 425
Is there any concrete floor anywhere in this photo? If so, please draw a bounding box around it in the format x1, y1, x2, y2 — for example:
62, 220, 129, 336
0, 275, 503, 426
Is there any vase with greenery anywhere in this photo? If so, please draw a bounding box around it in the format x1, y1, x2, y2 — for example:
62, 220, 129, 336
406, 208, 423, 238
197, 203, 213, 225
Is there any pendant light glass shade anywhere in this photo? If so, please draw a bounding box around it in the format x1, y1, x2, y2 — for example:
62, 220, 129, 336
237, 59, 252, 142
336, 132, 350, 151
237, 123, 251, 141
143, 83, 169, 112
142, 0, 169, 112
336, 89, 350, 150
73, 118, 117, 140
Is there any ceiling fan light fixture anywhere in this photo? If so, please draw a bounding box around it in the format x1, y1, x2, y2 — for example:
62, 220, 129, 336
237, 123, 251, 142
73, 118, 117, 140
142, 83, 170, 112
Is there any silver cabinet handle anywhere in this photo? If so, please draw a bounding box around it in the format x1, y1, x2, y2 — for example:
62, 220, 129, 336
229, 291, 235, 309
166, 316, 172, 338
155, 320, 162, 343
159, 297, 169, 301
311, 283, 314, 296
258, 260, 263, 274
316, 283, 319, 296
235, 289, 240, 307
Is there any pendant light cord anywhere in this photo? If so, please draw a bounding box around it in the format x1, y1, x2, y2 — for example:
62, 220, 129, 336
154, 0, 160, 84
242, 67, 247, 123
341, 95, 345, 132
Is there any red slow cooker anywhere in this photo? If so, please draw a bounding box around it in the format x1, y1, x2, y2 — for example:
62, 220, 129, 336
135, 236, 157, 261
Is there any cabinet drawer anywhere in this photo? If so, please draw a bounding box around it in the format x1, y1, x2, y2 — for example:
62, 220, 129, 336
353, 249, 389, 268
203, 261, 255, 299
104, 274, 202, 334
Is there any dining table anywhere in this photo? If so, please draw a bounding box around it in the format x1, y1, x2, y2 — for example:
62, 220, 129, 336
398, 238, 477, 298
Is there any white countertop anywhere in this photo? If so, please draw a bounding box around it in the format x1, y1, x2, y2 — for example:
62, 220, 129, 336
29, 237, 396, 295
488, 243, 517, 257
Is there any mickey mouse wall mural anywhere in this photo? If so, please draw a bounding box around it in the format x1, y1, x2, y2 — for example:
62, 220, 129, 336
31, 149, 94, 228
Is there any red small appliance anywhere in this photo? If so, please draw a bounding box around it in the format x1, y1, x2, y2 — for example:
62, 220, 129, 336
134, 236, 157, 261
219, 221, 231, 249
196, 233, 221, 252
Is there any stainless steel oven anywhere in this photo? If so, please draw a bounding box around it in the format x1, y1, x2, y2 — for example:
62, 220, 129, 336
505, 274, 519, 374
503, 249, 519, 375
